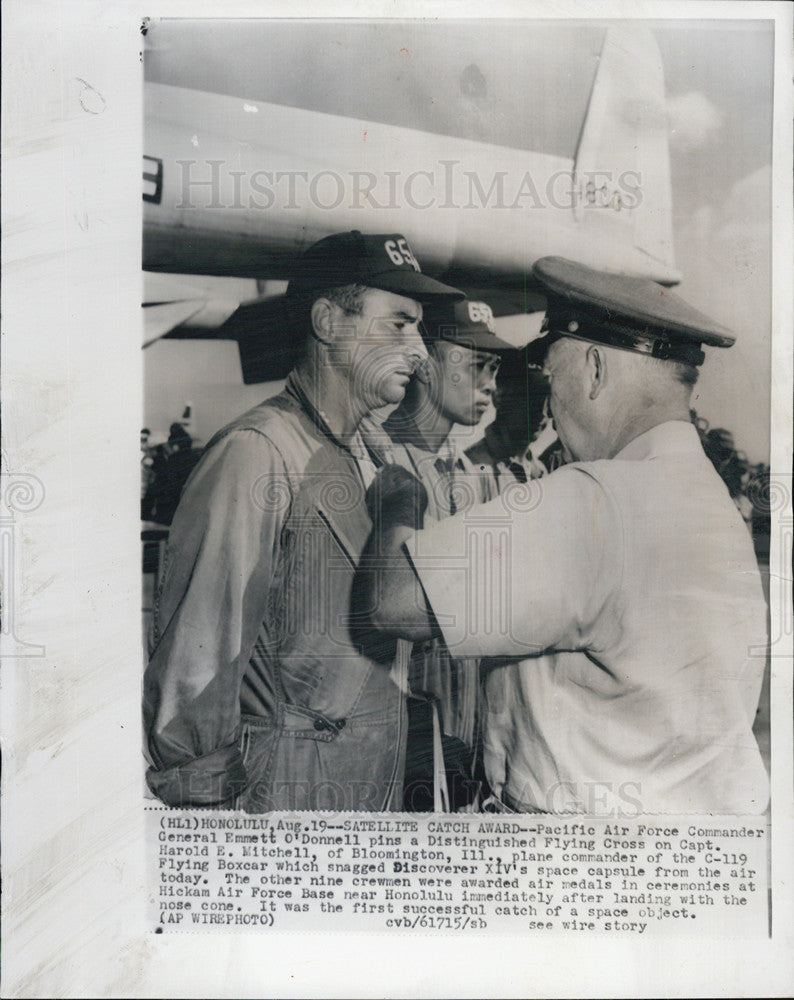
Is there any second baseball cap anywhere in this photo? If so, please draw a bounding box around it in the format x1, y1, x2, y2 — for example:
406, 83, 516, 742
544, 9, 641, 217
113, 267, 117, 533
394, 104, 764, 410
422, 299, 516, 353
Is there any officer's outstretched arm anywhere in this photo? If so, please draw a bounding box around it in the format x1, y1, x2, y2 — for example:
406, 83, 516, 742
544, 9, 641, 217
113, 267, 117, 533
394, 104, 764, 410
352, 466, 436, 644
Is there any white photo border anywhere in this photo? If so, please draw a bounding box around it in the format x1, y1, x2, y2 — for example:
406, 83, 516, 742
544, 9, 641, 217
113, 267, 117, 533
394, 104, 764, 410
2, 2, 792, 997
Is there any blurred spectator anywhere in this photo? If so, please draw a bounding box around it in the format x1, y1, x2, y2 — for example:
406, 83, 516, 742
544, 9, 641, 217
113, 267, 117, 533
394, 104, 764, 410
141, 424, 203, 525
141, 430, 169, 504
702, 429, 748, 500
690, 409, 770, 560
748, 465, 771, 562
466, 347, 552, 487
141, 428, 152, 498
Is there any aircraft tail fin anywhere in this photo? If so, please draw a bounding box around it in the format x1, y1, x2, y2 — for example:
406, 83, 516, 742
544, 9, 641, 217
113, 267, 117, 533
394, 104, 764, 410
573, 26, 679, 282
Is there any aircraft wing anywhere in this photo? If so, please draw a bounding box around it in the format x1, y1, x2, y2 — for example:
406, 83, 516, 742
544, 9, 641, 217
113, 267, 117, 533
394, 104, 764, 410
143, 24, 679, 381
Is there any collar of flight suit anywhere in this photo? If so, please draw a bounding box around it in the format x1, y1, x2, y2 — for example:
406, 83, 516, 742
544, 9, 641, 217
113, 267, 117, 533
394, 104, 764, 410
286, 369, 375, 474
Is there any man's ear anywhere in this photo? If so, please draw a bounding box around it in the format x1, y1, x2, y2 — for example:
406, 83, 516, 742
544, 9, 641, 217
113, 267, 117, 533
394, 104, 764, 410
310, 298, 335, 345
586, 343, 606, 400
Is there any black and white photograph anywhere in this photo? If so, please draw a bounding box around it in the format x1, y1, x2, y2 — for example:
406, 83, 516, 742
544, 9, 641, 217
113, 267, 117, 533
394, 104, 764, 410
2, 2, 793, 997
141, 18, 773, 817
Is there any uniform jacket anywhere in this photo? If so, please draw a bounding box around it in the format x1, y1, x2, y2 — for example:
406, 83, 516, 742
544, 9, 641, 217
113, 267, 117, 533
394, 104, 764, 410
365, 411, 491, 750
144, 373, 405, 812
410, 421, 770, 815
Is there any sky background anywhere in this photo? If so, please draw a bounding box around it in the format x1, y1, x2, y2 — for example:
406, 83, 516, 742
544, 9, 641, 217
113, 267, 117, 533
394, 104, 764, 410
655, 21, 773, 462
145, 18, 774, 461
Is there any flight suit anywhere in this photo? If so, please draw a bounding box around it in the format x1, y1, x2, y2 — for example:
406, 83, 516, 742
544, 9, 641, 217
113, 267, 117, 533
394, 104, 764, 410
144, 372, 406, 812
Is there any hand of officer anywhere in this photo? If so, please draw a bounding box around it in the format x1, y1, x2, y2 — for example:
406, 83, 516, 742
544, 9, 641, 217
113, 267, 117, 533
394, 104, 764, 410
366, 464, 428, 531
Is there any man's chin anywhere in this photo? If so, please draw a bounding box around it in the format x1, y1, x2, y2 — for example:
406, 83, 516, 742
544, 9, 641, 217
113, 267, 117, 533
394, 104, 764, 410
459, 411, 487, 427
370, 384, 408, 409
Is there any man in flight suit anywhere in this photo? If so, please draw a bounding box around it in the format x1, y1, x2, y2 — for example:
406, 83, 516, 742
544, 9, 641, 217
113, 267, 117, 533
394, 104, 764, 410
365, 300, 514, 809
144, 230, 463, 812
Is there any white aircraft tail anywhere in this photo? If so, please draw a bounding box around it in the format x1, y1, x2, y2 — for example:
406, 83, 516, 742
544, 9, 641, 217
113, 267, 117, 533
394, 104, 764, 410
573, 26, 678, 281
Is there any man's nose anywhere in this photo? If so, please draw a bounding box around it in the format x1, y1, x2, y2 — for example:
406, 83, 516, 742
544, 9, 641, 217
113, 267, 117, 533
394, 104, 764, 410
404, 325, 429, 367
480, 368, 498, 394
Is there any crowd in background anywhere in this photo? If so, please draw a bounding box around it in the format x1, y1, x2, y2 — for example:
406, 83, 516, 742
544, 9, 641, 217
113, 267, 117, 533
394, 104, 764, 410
690, 409, 771, 561
140, 401, 773, 562
140, 422, 203, 526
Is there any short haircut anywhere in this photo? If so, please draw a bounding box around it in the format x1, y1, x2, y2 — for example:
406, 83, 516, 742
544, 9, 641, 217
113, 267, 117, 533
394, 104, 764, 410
671, 362, 699, 387
639, 353, 699, 388
324, 284, 369, 316
286, 283, 369, 336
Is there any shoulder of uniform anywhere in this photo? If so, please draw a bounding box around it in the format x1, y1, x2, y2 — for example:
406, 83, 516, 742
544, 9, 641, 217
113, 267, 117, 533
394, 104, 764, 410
204, 393, 308, 453
540, 461, 622, 517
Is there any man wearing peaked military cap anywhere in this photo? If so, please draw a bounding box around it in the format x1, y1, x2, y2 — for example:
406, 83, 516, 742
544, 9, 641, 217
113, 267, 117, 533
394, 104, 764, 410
524, 257, 736, 464
144, 232, 463, 813
528, 255, 735, 366
359, 257, 769, 816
